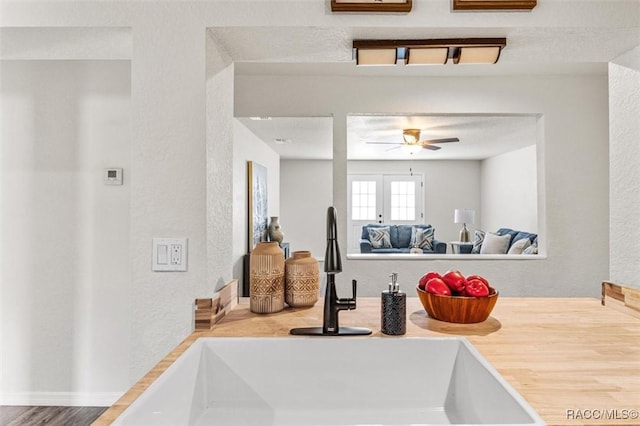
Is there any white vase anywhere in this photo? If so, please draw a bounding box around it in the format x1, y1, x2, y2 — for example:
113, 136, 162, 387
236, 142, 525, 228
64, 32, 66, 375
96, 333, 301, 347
267, 216, 284, 245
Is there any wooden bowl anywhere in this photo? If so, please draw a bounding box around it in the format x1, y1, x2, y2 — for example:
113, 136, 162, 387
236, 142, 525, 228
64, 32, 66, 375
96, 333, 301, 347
416, 286, 498, 324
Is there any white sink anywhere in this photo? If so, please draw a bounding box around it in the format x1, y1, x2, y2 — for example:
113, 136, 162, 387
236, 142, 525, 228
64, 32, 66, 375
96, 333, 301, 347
114, 337, 545, 425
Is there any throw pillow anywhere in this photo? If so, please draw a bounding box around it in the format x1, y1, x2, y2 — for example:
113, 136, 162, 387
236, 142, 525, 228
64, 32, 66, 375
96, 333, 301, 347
523, 239, 539, 255
368, 226, 391, 249
507, 238, 532, 254
496, 228, 519, 246
410, 226, 434, 251
472, 230, 485, 254
480, 232, 511, 254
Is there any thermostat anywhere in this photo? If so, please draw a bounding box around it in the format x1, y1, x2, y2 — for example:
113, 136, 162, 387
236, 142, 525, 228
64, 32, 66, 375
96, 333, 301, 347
104, 168, 123, 185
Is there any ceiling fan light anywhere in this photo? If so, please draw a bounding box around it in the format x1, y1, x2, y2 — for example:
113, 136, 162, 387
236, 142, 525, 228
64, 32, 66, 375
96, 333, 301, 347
406, 47, 449, 65
356, 48, 397, 66
454, 46, 502, 64
402, 129, 421, 144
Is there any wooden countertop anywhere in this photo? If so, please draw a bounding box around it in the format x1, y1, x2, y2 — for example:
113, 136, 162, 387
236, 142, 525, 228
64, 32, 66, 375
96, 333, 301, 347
94, 297, 640, 426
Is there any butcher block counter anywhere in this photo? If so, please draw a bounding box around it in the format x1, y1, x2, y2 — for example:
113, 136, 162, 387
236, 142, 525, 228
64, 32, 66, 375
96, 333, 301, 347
94, 297, 640, 426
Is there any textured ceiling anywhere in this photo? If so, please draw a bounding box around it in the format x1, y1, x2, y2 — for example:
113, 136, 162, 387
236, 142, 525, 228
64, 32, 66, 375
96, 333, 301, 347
237, 114, 538, 161
211, 25, 640, 69
237, 117, 334, 160
214, 1, 639, 160
347, 114, 538, 160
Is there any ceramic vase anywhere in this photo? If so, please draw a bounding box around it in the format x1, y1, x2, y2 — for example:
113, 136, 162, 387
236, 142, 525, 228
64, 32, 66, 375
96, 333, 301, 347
285, 251, 320, 308
250, 241, 285, 314
267, 216, 284, 246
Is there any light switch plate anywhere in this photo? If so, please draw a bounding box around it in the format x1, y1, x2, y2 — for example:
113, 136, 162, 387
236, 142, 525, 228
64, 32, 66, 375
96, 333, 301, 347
152, 238, 188, 272
104, 168, 123, 185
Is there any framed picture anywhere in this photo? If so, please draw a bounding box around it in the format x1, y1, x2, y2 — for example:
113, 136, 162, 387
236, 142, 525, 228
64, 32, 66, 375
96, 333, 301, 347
331, 0, 412, 13
247, 161, 268, 252
452, 0, 536, 11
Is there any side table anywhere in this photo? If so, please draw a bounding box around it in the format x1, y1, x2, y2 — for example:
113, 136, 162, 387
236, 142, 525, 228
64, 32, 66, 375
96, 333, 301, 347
449, 241, 474, 254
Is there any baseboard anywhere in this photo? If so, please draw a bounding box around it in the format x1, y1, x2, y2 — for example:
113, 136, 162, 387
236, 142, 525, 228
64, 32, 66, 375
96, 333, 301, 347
1, 391, 123, 407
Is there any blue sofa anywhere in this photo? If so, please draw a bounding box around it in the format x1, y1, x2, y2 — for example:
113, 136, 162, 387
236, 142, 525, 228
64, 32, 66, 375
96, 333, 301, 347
360, 224, 446, 254
460, 227, 538, 254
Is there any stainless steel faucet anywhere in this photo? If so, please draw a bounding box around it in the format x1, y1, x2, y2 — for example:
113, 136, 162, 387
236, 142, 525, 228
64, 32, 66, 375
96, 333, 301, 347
290, 207, 371, 336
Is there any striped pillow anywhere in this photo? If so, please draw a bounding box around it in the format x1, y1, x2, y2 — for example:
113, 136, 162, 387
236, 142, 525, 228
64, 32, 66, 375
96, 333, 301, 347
368, 227, 392, 249
472, 230, 485, 254
410, 226, 434, 251
523, 238, 539, 254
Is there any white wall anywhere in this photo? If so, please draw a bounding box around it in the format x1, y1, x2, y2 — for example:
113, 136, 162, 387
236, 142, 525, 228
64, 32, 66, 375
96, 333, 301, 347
480, 145, 538, 234
609, 46, 640, 287
280, 160, 332, 259
232, 119, 280, 289
347, 160, 481, 244
206, 35, 235, 295
235, 74, 609, 297
128, 13, 208, 386
1, 60, 131, 404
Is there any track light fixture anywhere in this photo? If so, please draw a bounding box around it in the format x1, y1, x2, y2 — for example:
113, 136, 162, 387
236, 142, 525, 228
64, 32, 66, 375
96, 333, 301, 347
353, 38, 507, 66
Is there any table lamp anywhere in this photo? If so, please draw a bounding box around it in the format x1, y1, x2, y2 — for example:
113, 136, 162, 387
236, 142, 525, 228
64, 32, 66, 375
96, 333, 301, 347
454, 208, 475, 243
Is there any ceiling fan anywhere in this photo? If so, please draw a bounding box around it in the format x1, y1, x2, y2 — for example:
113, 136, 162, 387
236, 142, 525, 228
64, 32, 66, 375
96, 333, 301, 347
365, 128, 460, 151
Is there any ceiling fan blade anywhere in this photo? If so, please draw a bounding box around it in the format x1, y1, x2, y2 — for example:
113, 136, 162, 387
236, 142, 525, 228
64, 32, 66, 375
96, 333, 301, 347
423, 144, 442, 151
421, 137, 460, 144
365, 141, 404, 145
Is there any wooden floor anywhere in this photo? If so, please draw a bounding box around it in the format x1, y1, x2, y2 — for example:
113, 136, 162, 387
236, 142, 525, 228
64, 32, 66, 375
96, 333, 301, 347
0, 406, 107, 426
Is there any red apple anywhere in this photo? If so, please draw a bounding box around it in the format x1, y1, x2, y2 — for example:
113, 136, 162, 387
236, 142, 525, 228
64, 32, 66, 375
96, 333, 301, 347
425, 277, 451, 296
464, 279, 490, 297
418, 271, 442, 290
442, 270, 467, 293
466, 274, 490, 288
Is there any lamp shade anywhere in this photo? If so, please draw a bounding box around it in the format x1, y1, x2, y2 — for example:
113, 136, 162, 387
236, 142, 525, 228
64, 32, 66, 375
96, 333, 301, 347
406, 47, 449, 65
454, 46, 502, 64
356, 48, 397, 66
454, 209, 475, 224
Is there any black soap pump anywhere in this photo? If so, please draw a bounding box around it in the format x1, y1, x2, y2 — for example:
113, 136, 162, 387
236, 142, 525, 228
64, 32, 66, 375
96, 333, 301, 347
381, 272, 406, 335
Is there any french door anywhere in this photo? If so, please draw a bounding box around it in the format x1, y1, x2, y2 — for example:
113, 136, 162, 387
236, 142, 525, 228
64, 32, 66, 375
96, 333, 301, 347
347, 174, 423, 252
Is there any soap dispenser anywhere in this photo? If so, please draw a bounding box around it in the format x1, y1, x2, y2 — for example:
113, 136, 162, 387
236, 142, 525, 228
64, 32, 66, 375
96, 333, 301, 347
381, 272, 406, 335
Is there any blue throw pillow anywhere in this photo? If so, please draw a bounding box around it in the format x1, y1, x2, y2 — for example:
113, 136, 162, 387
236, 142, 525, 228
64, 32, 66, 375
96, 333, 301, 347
496, 228, 519, 246
514, 231, 538, 244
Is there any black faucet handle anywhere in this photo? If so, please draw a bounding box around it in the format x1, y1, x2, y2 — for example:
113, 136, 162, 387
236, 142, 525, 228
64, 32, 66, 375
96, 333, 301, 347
337, 279, 358, 311
352, 279, 357, 301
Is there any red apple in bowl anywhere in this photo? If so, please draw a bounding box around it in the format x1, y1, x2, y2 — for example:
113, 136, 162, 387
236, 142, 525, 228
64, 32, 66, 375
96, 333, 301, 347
442, 270, 467, 293
418, 271, 442, 291
464, 278, 490, 297
467, 274, 490, 288
425, 277, 451, 296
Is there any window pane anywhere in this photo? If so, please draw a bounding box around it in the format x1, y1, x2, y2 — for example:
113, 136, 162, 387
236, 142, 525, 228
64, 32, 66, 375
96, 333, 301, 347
390, 180, 416, 221
352, 180, 377, 221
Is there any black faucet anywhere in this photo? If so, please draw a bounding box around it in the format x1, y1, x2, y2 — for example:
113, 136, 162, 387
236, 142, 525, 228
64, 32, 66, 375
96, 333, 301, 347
322, 275, 357, 333
290, 207, 371, 336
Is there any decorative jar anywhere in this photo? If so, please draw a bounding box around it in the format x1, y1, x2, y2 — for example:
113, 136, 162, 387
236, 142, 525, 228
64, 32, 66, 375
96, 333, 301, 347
250, 241, 285, 313
285, 251, 320, 307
